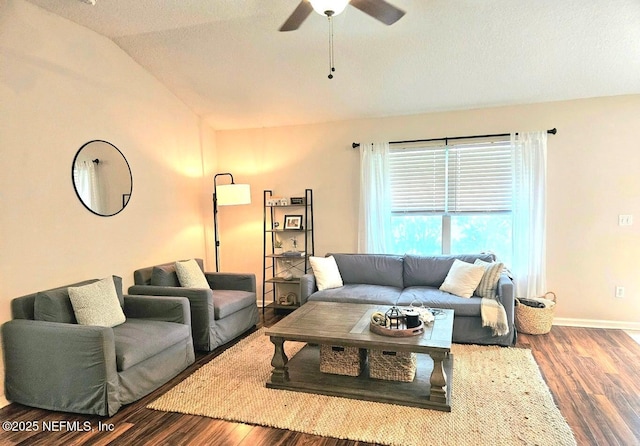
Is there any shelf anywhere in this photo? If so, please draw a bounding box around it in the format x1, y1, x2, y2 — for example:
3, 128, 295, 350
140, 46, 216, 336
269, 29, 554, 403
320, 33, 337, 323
265, 302, 300, 311
263, 188, 314, 312
266, 254, 308, 259
266, 277, 301, 284
266, 229, 312, 233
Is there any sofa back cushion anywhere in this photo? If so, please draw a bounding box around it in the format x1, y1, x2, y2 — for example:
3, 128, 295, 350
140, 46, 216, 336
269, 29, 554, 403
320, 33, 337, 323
150, 265, 180, 287
403, 254, 496, 288
33, 276, 124, 323
329, 254, 404, 288
135, 259, 204, 286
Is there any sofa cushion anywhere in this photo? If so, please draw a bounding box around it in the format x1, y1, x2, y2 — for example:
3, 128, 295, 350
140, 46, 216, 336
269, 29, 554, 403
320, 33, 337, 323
439, 259, 486, 298
474, 259, 504, 299
308, 284, 402, 306
212, 290, 256, 319
309, 256, 343, 290
398, 287, 482, 317
403, 254, 496, 288
330, 254, 404, 288
68, 277, 126, 327
150, 265, 180, 287
113, 319, 191, 371
34, 277, 124, 323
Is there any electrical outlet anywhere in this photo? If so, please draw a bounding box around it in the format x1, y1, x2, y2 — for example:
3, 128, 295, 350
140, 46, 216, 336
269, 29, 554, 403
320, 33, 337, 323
615, 286, 625, 298
619, 215, 633, 226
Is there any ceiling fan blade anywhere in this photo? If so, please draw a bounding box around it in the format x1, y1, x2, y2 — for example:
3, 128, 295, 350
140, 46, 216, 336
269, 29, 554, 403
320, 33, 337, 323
279, 1, 314, 32
350, 0, 406, 25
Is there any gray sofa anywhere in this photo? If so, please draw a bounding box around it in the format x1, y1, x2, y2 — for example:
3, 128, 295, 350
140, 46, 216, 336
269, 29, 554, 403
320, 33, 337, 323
2, 277, 195, 416
300, 253, 516, 346
128, 259, 259, 351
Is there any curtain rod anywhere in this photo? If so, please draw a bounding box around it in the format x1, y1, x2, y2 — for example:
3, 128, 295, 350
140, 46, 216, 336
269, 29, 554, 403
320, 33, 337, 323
351, 128, 557, 149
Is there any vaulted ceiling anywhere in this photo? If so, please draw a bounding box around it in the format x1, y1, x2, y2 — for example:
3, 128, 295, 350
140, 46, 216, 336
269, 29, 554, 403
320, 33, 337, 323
26, 0, 640, 130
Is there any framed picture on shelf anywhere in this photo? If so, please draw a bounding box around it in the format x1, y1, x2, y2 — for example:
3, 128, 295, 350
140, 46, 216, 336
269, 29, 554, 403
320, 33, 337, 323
284, 215, 303, 230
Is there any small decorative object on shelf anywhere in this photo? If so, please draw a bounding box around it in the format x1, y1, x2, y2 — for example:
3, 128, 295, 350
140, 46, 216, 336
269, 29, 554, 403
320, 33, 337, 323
266, 197, 283, 206
278, 292, 297, 306
266, 197, 290, 206
276, 271, 294, 281
284, 215, 303, 230
273, 240, 283, 255
281, 251, 305, 257
290, 197, 305, 205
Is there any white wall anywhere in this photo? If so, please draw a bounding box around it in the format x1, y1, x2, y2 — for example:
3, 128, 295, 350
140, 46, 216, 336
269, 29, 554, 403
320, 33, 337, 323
215, 95, 640, 328
0, 0, 216, 399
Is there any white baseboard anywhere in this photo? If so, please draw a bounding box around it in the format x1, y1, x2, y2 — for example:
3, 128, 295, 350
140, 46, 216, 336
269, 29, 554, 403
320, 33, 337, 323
553, 317, 640, 331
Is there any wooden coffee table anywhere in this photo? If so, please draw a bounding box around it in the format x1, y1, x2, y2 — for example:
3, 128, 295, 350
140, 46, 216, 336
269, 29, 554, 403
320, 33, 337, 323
265, 301, 454, 411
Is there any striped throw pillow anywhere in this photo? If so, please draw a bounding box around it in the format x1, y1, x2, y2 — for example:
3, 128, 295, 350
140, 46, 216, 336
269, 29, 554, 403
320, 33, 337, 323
474, 259, 504, 300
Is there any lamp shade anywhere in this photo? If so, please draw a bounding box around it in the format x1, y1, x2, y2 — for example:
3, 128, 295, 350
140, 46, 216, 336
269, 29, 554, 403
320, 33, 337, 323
310, 0, 349, 16
216, 183, 251, 206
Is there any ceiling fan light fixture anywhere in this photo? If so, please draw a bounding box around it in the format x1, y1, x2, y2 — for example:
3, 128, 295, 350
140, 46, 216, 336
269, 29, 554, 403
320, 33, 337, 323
309, 0, 349, 17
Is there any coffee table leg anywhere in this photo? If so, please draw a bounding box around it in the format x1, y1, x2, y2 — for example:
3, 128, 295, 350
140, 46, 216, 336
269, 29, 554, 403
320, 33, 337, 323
429, 351, 448, 404
270, 336, 289, 383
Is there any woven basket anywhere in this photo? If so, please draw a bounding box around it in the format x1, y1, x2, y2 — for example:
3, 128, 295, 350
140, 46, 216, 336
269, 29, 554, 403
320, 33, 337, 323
320, 345, 366, 376
368, 349, 417, 382
515, 292, 557, 335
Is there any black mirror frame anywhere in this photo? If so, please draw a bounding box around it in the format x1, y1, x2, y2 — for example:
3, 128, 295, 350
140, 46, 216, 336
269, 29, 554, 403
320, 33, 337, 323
71, 140, 133, 217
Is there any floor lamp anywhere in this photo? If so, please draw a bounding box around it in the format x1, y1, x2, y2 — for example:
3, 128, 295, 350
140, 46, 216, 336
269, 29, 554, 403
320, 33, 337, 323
213, 173, 251, 272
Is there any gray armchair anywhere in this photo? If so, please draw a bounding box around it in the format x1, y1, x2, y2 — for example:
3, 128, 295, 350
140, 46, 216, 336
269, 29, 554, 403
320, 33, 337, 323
128, 259, 259, 351
2, 277, 195, 416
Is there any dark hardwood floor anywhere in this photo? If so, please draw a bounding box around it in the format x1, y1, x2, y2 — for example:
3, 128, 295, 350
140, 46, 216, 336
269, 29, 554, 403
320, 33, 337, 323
1, 309, 638, 446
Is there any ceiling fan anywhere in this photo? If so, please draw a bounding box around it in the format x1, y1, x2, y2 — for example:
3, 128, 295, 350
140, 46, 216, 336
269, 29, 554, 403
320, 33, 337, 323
279, 0, 405, 32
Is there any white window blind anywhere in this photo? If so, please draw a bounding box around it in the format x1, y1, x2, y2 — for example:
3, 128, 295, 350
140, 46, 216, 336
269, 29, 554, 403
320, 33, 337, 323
389, 140, 512, 214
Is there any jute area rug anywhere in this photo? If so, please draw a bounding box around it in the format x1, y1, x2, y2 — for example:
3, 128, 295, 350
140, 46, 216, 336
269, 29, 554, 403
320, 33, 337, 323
148, 329, 576, 446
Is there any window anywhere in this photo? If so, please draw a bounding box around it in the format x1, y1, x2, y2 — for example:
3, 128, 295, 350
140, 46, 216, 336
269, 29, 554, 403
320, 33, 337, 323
389, 139, 513, 265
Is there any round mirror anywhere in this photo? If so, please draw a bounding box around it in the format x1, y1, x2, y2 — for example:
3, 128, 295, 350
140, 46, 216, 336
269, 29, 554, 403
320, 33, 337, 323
72, 140, 133, 216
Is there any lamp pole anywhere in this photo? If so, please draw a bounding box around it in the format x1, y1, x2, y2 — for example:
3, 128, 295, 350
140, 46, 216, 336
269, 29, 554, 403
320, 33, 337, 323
213, 173, 234, 272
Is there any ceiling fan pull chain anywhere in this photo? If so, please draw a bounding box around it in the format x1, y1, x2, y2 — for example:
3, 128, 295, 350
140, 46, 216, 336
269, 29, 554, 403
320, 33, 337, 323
328, 15, 335, 79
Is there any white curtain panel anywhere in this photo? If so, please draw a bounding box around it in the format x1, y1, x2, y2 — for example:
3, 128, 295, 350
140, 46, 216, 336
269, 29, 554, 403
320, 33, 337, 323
510, 131, 548, 298
74, 161, 104, 214
358, 142, 392, 253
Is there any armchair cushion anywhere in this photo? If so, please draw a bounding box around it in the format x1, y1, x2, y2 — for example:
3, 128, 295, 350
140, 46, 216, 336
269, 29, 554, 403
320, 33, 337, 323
213, 290, 256, 320
175, 259, 209, 288
113, 319, 191, 371
34, 276, 124, 323
68, 277, 126, 327
150, 265, 180, 287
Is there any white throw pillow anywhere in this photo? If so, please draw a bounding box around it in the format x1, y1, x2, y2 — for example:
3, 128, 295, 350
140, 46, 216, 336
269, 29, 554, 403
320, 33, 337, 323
474, 259, 505, 299
439, 259, 486, 298
68, 277, 126, 327
175, 259, 209, 288
309, 256, 344, 291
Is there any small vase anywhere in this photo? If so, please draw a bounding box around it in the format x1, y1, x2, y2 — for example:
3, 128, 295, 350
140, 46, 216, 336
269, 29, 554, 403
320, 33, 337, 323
274, 247, 283, 255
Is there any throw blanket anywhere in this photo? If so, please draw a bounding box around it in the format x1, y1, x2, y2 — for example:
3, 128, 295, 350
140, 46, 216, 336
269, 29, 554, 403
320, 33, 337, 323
481, 298, 510, 336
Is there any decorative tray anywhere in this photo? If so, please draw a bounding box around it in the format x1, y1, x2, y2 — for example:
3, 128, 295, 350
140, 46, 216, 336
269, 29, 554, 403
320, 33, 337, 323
369, 321, 424, 337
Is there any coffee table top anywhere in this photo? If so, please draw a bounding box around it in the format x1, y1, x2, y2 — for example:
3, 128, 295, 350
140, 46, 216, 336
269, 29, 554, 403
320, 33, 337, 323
265, 301, 454, 353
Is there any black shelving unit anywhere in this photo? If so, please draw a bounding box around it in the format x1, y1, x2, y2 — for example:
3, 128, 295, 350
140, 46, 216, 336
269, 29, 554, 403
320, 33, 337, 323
262, 189, 314, 311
